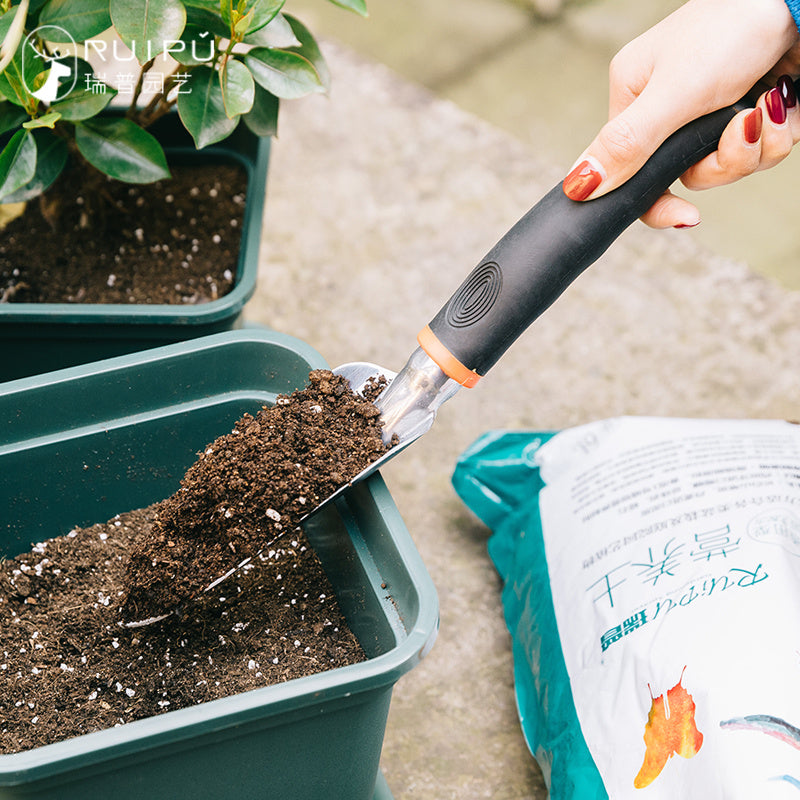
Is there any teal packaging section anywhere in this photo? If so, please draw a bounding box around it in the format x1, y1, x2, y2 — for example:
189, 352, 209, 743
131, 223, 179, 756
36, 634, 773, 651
0, 114, 270, 382
0, 329, 439, 800
451, 431, 607, 799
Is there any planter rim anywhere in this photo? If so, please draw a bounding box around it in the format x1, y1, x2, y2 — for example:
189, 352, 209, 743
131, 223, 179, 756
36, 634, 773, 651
0, 328, 439, 787
0, 326, 314, 394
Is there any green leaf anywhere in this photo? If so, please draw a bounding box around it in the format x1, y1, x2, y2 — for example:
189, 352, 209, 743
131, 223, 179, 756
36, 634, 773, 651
284, 14, 329, 91
232, 9, 252, 37
75, 116, 171, 183
176, 64, 237, 148
325, 0, 367, 17
0, 52, 38, 109
109, 0, 187, 64
28, 0, 50, 15
219, 57, 253, 118
0, 66, 29, 107
242, 12, 298, 47
0, 129, 36, 200
0, 100, 26, 135
22, 109, 60, 128
244, 47, 324, 99
0, 8, 38, 108
50, 59, 116, 120
2, 128, 67, 202
237, 0, 284, 36
0, 9, 16, 42
183, 2, 229, 38
0, 0, 28, 74
38, 0, 112, 40
242, 81, 277, 137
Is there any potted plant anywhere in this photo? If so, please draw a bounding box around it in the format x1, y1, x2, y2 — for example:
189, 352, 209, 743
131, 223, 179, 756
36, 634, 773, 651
0, 0, 367, 380
0, 327, 438, 800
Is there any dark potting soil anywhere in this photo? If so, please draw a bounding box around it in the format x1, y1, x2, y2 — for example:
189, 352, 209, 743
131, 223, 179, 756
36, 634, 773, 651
0, 370, 394, 754
0, 161, 246, 304
120, 369, 393, 624
0, 513, 362, 754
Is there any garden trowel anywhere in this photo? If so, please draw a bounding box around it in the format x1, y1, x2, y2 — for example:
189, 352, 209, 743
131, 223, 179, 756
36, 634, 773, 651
124, 86, 769, 627
314, 88, 765, 517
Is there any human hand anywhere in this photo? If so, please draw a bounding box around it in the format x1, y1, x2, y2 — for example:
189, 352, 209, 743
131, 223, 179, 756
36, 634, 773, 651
562, 0, 800, 228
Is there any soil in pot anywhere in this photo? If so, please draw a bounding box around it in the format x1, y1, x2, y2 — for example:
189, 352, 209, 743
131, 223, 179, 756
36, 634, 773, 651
0, 160, 247, 305
0, 370, 394, 753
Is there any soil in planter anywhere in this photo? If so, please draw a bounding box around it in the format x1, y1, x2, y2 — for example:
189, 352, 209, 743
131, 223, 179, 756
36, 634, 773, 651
0, 369, 395, 753
0, 513, 363, 753
0, 160, 247, 304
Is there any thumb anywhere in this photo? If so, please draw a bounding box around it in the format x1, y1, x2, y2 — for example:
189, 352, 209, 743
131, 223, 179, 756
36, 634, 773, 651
563, 92, 684, 202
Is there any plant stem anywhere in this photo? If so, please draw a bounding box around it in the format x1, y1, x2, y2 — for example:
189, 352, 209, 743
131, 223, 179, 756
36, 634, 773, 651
133, 65, 196, 128
127, 58, 156, 118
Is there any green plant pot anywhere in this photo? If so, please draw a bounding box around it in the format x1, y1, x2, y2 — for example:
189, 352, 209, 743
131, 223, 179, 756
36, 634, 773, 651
0, 328, 438, 800
0, 114, 270, 383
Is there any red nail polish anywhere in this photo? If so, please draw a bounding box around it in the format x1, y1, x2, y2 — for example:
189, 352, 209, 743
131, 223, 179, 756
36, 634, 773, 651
674, 221, 700, 229
744, 107, 762, 144
778, 74, 797, 109
563, 160, 603, 201
766, 88, 787, 124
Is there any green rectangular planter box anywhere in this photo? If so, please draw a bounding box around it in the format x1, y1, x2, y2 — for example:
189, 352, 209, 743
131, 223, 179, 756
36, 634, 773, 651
0, 328, 439, 800
0, 113, 270, 383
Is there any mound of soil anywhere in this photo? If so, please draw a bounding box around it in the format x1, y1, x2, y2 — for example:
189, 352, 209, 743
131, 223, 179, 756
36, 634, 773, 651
0, 369, 394, 754
120, 369, 393, 623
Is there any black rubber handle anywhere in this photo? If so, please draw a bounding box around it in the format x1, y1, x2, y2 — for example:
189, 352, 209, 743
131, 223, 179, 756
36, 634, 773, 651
426, 95, 760, 378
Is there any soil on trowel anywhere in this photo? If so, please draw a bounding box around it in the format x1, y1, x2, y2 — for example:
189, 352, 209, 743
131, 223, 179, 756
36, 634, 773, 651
0, 370, 395, 754
0, 160, 247, 304
120, 369, 394, 623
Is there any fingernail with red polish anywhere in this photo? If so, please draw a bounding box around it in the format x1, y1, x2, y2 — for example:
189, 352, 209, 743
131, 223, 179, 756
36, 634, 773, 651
778, 74, 797, 109
766, 87, 787, 124
674, 221, 700, 229
563, 158, 605, 201
744, 107, 763, 144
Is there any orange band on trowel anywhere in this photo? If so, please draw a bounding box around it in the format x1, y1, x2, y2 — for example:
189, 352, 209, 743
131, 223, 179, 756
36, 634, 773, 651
417, 325, 482, 388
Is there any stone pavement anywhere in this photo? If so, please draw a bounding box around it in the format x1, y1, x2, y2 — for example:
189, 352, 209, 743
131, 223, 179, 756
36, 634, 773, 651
246, 42, 800, 798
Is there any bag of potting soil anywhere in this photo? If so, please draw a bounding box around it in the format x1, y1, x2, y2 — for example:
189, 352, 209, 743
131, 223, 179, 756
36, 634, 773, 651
452, 417, 800, 799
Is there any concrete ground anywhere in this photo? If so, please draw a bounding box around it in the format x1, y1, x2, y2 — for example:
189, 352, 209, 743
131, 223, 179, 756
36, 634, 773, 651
246, 30, 800, 797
